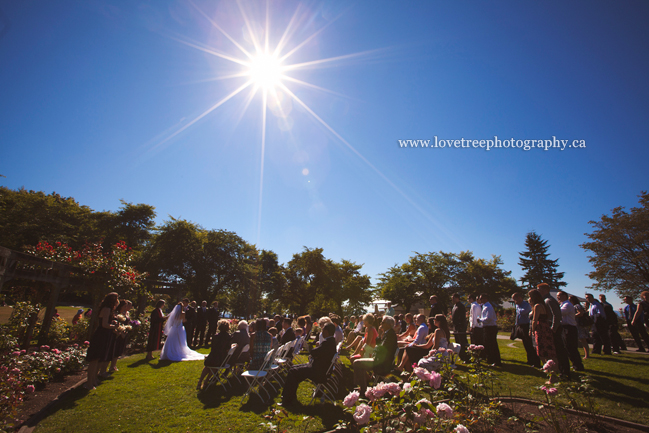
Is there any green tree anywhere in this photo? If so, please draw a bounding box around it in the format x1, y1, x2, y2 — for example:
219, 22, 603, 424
581, 191, 649, 298
518, 231, 566, 291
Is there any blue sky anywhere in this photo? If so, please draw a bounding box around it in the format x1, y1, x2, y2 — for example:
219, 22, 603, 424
2, 1, 648, 311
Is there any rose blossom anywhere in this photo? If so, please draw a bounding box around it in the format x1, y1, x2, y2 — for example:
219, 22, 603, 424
413, 366, 432, 382
416, 398, 431, 407
403, 383, 412, 392
546, 388, 558, 396
343, 390, 359, 407
436, 402, 453, 418
385, 382, 401, 396
83, 341, 90, 345
455, 424, 470, 433
26, 385, 35, 393
429, 371, 442, 389
476, 345, 484, 351
365, 387, 377, 402
40, 345, 50, 351
542, 360, 556, 372
353, 403, 372, 425
11, 351, 20, 357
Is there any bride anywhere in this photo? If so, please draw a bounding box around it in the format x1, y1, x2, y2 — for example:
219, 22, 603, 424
160, 303, 205, 362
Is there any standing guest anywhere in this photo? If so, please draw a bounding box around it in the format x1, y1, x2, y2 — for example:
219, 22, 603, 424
585, 293, 612, 355
194, 301, 208, 347
282, 323, 337, 406
557, 291, 585, 371
429, 295, 445, 331
529, 289, 557, 381
469, 294, 484, 346
280, 317, 296, 345
109, 300, 133, 373
352, 315, 398, 396
385, 302, 395, 317
84, 308, 93, 318
570, 295, 591, 359
451, 293, 469, 361
477, 293, 501, 366
632, 291, 649, 332
511, 292, 540, 368
249, 318, 272, 369
205, 301, 220, 346
185, 301, 197, 348
537, 283, 570, 380
625, 295, 649, 351
600, 294, 626, 353
231, 320, 251, 364
72, 309, 84, 325
85, 292, 119, 390
197, 319, 232, 390
146, 300, 167, 361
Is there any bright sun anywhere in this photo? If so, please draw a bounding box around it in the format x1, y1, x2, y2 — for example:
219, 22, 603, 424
248, 52, 283, 90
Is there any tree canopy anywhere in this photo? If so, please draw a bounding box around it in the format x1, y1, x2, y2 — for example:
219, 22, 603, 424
518, 231, 566, 291
378, 251, 518, 311
581, 191, 649, 299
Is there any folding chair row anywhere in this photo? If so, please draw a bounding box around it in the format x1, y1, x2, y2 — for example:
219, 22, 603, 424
204, 343, 238, 391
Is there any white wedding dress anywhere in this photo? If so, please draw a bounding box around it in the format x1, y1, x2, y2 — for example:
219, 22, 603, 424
160, 305, 205, 362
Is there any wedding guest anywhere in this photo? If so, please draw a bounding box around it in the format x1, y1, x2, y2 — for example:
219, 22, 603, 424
538, 283, 569, 379
85, 292, 119, 390
197, 319, 232, 390
330, 315, 344, 345
397, 313, 417, 343
231, 320, 251, 364
194, 300, 208, 347
417, 315, 451, 372
570, 295, 591, 359
280, 318, 296, 345
184, 301, 197, 348
451, 293, 469, 361
269, 327, 280, 350
84, 308, 93, 318
469, 294, 483, 346
585, 293, 612, 355
352, 315, 398, 396
477, 293, 501, 366
109, 300, 133, 373
317, 316, 333, 346
205, 301, 220, 346
625, 295, 649, 351
146, 300, 167, 361
600, 294, 626, 353
249, 318, 272, 369
557, 291, 584, 371
530, 289, 556, 381
397, 316, 441, 372
511, 292, 540, 368
632, 291, 649, 332
72, 309, 84, 325
429, 296, 445, 331
350, 313, 378, 360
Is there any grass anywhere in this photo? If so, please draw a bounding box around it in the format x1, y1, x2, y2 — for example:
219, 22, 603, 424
30, 338, 649, 432
0, 305, 83, 325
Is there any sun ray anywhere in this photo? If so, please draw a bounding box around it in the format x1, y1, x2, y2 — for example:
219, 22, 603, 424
149, 80, 253, 152
283, 48, 386, 71
237, 1, 263, 55
168, 35, 250, 67
281, 75, 353, 100
272, 5, 303, 58
178, 72, 252, 86
187, 0, 254, 60
257, 88, 268, 245
278, 82, 457, 241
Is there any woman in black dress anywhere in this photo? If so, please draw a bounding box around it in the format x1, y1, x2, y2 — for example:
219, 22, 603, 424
146, 300, 166, 361
109, 299, 133, 373
197, 319, 232, 390
85, 292, 119, 390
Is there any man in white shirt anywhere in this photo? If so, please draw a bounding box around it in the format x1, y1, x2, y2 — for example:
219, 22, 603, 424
477, 293, 501, 366
557, 291, 584, 371
468, 294, 484, 346
585, 293, 612, 355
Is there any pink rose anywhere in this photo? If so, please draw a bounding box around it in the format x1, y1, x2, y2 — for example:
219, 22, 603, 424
476, 345, 484, 351
11, 351, 20, 357
546, 388, 558, 396
385, 382, 401, 396
343, 390, 359, 407
20, 350, 26, 355
353, 403, 372, 425
429, 371, 442, 389
455, 424, 470, 433
40, 345, 50, 351
26, 385, 35, 393
364, 387, 376, 402
542, 360, 556, 372
414, 366, 431, 382
83, 341, 90, 345
436, 402, 453, 418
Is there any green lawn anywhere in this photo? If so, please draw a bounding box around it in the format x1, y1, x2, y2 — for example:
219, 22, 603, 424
32, 340, 649, 433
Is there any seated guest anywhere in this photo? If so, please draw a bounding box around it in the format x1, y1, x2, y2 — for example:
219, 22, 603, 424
269, 327, 280, 350
352, 315, 398, 396
231, 320, 250, 364
317, 316, 334, 345
281, 323, 337, 406
396, 316, 437, 372
344, 316, 364, 347
417, 315, 451, 372
397, 313, 417, 343
330, 314, 345, 345
280, 317, 296, 345
350, 314, 378, 359
249, 318, 272, 370
197, 319, 232, 390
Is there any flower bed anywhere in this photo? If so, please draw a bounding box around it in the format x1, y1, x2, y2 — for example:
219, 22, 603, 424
0, 344, 87, 431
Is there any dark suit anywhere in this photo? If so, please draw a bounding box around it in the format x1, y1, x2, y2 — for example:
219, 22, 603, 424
205, 307, 220, 345
429, 302, 445, 331
602, 301, 626, 352
451, 301, 469, 361
184, 306, 197, 347
280, 327, 296, 345
282, 336, 336, 404
194, 306, 208, 347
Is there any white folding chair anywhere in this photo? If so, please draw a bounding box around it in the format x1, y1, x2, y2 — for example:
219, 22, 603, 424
241, 348, 275, 404
291, 336, 308, 365
309, 352, 340, 405
230, 344, 250, 386
204, 343, 237, 391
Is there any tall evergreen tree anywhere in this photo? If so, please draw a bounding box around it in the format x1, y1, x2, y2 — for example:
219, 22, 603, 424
518, 231, 566, 290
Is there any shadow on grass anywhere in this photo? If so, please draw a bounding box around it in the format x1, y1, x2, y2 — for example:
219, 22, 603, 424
589, 375, 649, 409
126, 358, 150, 368
497, 362, 547, 379
280, 401, 348, 430
27, 386, 90, 428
